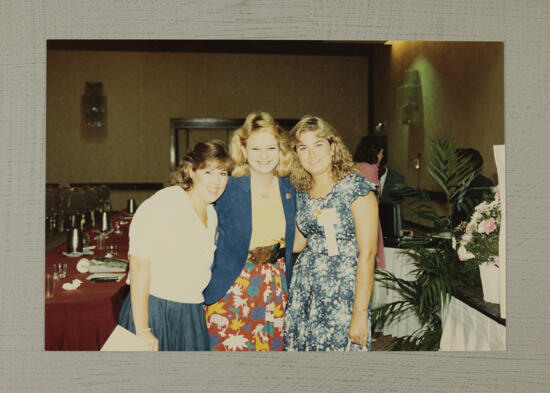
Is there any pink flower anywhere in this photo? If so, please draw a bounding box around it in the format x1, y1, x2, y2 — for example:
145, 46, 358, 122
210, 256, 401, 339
478, 202, 491, 214
478, 218, 497, 235
493, 256, 500, 267
465, 222, 475, 234
495, 191, 500, 201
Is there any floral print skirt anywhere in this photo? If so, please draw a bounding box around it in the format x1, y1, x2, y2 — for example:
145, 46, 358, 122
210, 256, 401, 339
205, 256, 287, 351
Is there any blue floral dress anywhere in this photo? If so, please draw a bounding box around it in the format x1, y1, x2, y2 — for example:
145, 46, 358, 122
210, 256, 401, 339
284, 172, 376, 351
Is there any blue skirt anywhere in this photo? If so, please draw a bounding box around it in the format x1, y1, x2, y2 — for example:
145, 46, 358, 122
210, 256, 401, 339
118, 293, 210, 351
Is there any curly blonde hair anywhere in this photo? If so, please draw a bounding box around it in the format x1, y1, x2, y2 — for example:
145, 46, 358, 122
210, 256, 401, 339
168, 139, 235, 190
228, 111, 293, 178
289, 115, 357, 191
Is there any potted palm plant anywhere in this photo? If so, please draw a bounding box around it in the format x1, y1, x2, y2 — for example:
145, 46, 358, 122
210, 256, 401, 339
372, 137, 483, 350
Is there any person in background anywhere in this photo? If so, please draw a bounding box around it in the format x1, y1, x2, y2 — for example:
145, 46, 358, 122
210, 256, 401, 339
379, 163, 406, 205
354, 134, 406, 204
451, 148, 495, 227
203, 111, 295, 351
117, 140, 234, 351
285, 116, 378, 351
354, 135, 386, 269
354, 135, 384, 191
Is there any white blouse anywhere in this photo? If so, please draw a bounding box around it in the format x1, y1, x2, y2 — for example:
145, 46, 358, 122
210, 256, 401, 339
128, 185, 217, 303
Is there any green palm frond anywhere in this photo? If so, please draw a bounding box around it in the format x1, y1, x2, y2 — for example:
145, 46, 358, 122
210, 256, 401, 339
389, 321, 443, 351
373, 138, 483, 350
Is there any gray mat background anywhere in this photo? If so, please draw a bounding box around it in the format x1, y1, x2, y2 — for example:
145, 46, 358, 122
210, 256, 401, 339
1, 0, 549, 392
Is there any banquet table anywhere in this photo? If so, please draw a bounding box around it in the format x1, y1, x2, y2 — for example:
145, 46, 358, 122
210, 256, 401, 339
45, 211, 131, 351
439, 287, 506, 351
371, 247, 423, 338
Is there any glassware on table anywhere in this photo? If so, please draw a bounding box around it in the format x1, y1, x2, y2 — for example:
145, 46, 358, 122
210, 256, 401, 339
66, 227, 83, 254
96, 233, 106, 250
53, 264, 61, 281
106, 245, 118, 257
59, 263, 67, 279
113, 220, 122, 235
127, 199, 137, 215
45, 274, 55, 299
100, 211, 110, 232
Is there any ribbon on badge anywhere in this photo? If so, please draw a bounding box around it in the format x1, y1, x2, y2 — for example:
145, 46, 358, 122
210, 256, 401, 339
316, 208, 339, 256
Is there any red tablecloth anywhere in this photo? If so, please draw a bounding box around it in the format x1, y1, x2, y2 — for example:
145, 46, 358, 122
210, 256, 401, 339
45, 211, 131, 350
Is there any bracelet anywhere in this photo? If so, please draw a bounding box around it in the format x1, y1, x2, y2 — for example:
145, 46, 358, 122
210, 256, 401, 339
353, 307, 368, 312
136, 327, 151, 335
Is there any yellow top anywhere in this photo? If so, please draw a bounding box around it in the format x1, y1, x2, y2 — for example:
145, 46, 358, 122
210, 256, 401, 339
249, 178, 286, 249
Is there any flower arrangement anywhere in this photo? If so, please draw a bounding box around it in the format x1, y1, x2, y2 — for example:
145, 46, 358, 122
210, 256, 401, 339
452, 190, 501, 267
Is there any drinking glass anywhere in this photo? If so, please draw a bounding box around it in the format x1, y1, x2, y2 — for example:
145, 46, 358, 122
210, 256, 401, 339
113, 220, 122, 235
107, 245, 118, 257
60, 263, 68, 279
53, 264, 61, 280
96, 233, 105, 250
45, 274, 55, 299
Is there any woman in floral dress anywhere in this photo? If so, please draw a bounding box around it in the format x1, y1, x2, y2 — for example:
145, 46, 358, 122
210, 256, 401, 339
284, 116, 379, 351
203, 112, 295, 351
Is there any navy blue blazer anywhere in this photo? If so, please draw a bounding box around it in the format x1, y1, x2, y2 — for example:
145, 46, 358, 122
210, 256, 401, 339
203, 175, 296, 305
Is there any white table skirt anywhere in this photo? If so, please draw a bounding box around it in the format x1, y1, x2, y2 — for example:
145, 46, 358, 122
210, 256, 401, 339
439, 296, 506, 351
371, 247, 423, 338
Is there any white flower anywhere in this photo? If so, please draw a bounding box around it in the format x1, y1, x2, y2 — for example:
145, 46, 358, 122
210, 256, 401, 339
452, 237, 457, 250
457, 245, 475, 261
462, 233, 473, 244
471, 211, 481, 223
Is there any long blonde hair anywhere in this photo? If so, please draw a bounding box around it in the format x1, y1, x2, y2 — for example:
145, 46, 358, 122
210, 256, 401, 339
229, 111, 293, 178
289, 115, 357, 191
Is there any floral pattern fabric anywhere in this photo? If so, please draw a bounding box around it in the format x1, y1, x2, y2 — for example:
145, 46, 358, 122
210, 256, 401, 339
284, 172, 376, 351
205, 257, 287, 351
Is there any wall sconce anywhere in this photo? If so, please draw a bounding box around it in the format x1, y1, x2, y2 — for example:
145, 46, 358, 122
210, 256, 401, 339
81, 82, 106, 130
397, 69, 421, 125
413, 153, 421, 170
413, 152, 421, 188
374, 121, 385, 134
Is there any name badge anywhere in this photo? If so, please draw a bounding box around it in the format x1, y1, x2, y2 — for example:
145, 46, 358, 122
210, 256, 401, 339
316, 208, 339, 256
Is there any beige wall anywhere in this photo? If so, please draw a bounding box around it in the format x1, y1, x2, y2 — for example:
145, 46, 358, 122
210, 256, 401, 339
47, 43, 504, 210
47, 50, 369, 209
371, 41, 504, 190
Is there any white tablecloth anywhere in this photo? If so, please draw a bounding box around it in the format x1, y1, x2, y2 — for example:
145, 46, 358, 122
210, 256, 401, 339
439, 296, 506, 351
371, 247, 423, 338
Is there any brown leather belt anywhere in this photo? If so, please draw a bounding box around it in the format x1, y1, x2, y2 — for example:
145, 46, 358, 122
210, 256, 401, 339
248, 243, 285, 265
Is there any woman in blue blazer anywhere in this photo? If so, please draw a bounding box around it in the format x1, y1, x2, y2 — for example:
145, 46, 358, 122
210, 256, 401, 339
203, 112, 295, 351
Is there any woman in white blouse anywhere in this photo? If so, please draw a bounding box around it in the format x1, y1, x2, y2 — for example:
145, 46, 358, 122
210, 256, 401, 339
118, 140, 234, 351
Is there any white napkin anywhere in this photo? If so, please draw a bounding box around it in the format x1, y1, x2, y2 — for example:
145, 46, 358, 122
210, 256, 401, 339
62, 278, 83, 290
76, 258, 90, 273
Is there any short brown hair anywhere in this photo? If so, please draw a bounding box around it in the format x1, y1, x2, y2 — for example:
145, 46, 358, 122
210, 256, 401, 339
229, 111, 292, 178
289, 115, 357, 191
169, 139, 235, 190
